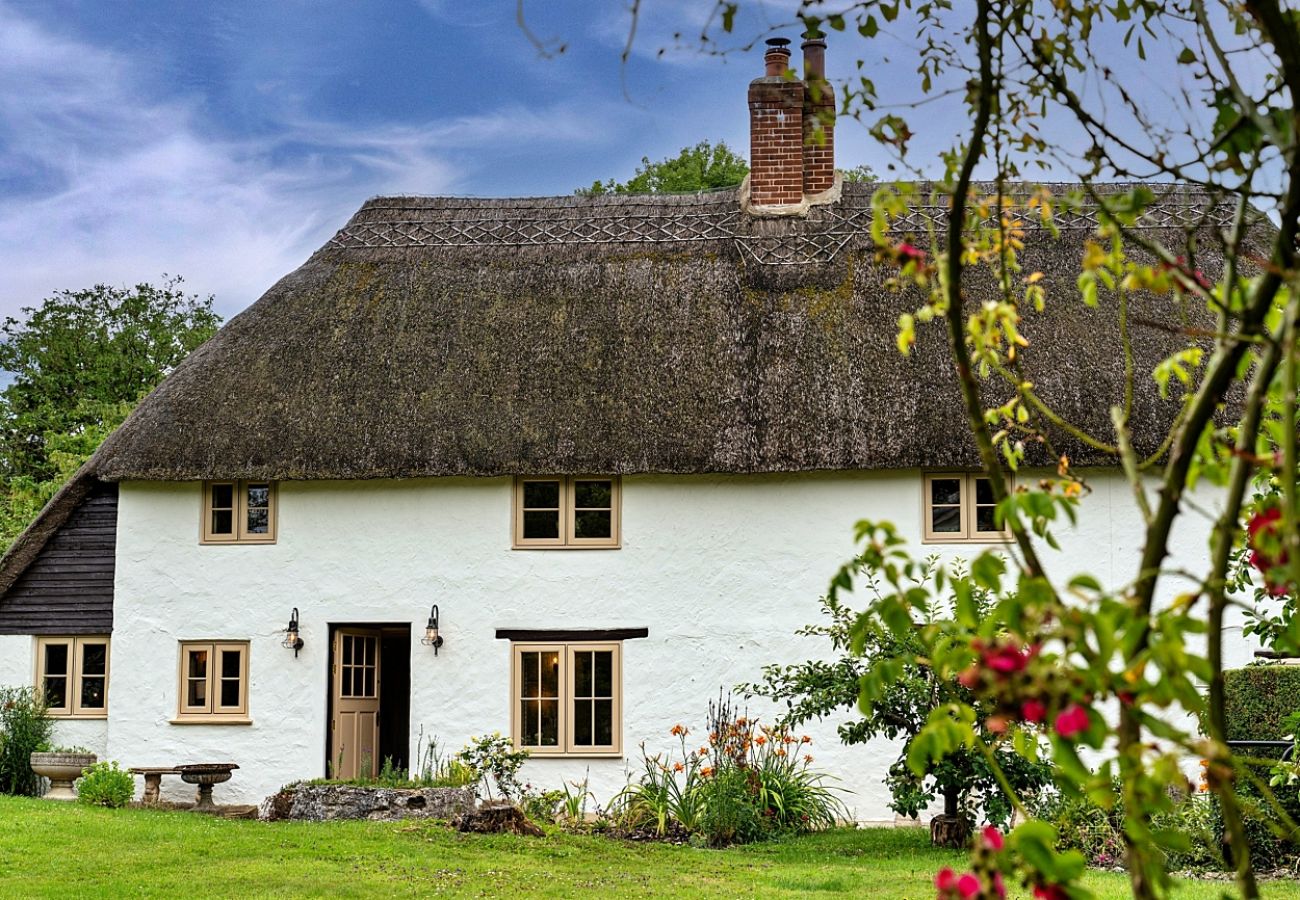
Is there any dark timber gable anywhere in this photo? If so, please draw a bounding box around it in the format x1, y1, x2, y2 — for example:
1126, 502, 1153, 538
0, 482, 117, 634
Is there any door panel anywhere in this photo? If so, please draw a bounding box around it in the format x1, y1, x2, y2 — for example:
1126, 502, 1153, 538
331, 629, 381, 780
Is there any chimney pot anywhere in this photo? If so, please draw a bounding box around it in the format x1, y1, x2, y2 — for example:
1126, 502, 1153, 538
763, 37, 792, 77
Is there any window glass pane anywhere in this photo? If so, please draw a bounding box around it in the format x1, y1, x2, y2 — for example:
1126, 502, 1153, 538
540, 651, 559, 696
931, 506, 962, 533
211, 509, 233, 535
521, 652, 540, 698
522, 481, 560, 508
80, 677, 106, 710
221, 649, 241, 679
220, 678, 240, 708
187, 678, 206, 707
211, 484, 234, 509
574, 510, 611, 539
574, 699, 593, 745
975, 505, 999, 533
930, 478, 961, 506
342, 636, 353, 665
43, 643, 68, 676
364, 667, 375, 697
188, 649, 208, 679
573, 480, 611, 509
523, 510, 559, 539
43, 677, 67, 709
574, 650, 592, 696
80, 643, 107, 676
594, 651, 613, 696
975, 478, 995, 505
246, 484, 270, 508
520, 699, 539, 745
594, 699, 613, 746
538, 699, 559, 746
246, 508, 269, 534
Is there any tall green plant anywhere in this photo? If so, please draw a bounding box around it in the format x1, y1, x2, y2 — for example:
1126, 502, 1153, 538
0, 686, 53, 796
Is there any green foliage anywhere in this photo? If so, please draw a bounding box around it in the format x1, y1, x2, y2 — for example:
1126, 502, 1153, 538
1223, 666, 1300, 742
614, 694, 846, 846
455, 733, 529, 801
0, 277, 220, 551
577, 141, 749, 196
0, 686, 53, 796
75, 761, 134, 808
742, 558, 1051, 831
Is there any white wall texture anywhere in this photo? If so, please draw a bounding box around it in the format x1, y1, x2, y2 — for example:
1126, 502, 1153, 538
56, 469, 1260, 813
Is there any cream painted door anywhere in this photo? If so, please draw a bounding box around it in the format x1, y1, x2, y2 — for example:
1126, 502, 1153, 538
331, 629, 381, 780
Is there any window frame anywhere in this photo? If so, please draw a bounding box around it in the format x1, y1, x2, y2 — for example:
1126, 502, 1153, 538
512, 476, 621, 549
34, 636, 111, 719
510, 641, 623, 757
172, 640, 251, 724
922, 472, 1013, 544
201, 481, 277, 545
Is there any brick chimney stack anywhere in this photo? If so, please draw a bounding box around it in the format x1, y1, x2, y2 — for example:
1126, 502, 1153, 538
748, 38, 804, 207
801, 32, 835, 194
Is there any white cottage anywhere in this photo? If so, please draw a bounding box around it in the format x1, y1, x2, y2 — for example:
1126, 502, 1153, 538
0, 39, 1267, 818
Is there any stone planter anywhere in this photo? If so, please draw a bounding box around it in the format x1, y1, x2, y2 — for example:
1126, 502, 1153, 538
30, 752, 97, 801
259, 783, 475, 821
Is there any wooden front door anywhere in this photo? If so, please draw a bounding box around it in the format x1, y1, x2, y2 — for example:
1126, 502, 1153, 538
331, 629, 381, 780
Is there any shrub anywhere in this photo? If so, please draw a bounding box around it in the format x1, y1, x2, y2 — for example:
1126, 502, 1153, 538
76, 761, 134, 808
1221, 665, 1300, 871
456, 733, 529, 801
0, 685, 54, 796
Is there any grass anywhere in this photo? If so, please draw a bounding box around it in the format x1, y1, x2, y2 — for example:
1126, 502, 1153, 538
0, 797, 1296, 898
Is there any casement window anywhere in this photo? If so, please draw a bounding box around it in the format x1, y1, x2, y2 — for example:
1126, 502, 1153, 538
511, 642, 622, 756
202, 481, 277, 544
923, 472, 1013, 543
35, 636, 110, 718
174, 641, 250, 723
513, 477, 620, 549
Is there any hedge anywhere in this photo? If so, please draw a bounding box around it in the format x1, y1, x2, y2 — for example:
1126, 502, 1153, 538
1223, 665, 1300, 744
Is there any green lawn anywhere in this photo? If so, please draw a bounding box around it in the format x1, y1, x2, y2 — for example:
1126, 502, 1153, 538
0, 797, 1292, 898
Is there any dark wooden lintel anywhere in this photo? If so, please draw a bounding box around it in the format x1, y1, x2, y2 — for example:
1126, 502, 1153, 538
494, 627, 649, 642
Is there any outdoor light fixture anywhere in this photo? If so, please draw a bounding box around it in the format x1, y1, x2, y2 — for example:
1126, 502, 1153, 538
421, 604, 444, 655
282, 607, 304, 657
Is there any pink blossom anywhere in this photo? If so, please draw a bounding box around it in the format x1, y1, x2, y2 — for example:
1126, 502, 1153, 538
992, 872, 1007, 899
957, 874, 981, 899
1054, 704, 1091, 740
981, 825, 1005, 852
983, 643, 1031, 676
1034, 885, 1069, 900
1021, 699, 1047, 724
936, 868, 959, 892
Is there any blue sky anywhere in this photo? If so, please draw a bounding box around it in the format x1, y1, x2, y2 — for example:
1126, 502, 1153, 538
0, 1, 1236, 320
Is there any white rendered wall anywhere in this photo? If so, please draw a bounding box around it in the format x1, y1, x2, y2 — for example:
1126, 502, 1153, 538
0, 634, 109, 757
106, 470, 1256, 813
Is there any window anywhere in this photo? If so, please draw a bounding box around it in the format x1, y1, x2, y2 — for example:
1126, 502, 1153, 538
513, 477, 620, 548
923, 473, 1012, 543
174, 641, 250, 723
202, 481, 276, 544
511, 642, 621, 755
35, 637, 110, 718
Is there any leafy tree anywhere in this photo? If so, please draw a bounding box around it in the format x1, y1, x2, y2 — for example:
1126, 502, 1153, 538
578, 140, 750, 195
0, 277, 219, 548
741, 558, 1051, 846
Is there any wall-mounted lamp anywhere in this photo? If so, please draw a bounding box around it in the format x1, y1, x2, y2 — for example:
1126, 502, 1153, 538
282, 607, 304, 657
421, 604, 444, 655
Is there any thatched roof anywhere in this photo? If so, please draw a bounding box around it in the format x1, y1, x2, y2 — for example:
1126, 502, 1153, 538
82, 181, 1257, 482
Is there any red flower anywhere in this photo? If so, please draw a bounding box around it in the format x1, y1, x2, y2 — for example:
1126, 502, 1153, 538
1247, 505, 1291, 595
983, 642, 1031, 676
935, 868, 958, 892
956, 874, 981, 899
980, 825, 1005, 852
957, 666, 981, 689
992, 872, 1007, 899
1033, 884, 1069, 900
1117, 691, 1135, 706
1054, 704, 1090, 740
897, 242, 926, 264
1249, 505, 1283, 541
1021, 699, 1047, 724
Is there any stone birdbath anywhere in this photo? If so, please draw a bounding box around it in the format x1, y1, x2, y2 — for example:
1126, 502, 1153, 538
178, 763, 239, 812
30, 751, 97, 801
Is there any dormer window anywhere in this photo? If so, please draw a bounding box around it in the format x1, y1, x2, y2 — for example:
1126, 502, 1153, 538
513, 477, 620, 549
202, 481, 277, 544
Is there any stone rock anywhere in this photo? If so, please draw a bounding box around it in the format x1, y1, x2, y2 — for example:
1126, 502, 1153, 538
450, 801, 544, 837
259, 784, 475, 822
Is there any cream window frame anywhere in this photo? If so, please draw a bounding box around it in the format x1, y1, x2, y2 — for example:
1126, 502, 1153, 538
512, 476, 621, 549
922, 472, 1013, 544
173, 641, 251, 724
34, 636, 110, 719
201, 481, 277, 544
510, 642, 623, 757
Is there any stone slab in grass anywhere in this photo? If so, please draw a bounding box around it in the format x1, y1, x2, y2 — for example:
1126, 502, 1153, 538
260, 784, 474, 821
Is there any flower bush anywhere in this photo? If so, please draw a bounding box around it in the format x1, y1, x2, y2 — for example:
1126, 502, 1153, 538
614, 694, 846, 846
455, 732, 529, 802
0, 685, 53, 797
76, 761, 134, 808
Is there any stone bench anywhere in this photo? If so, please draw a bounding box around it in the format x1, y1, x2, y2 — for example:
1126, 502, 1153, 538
129, 767, 183, 805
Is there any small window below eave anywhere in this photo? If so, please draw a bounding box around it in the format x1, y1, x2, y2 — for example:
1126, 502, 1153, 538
513, 477, 620, 549
202, 481, 277, 544
922, 472, 1012, 544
